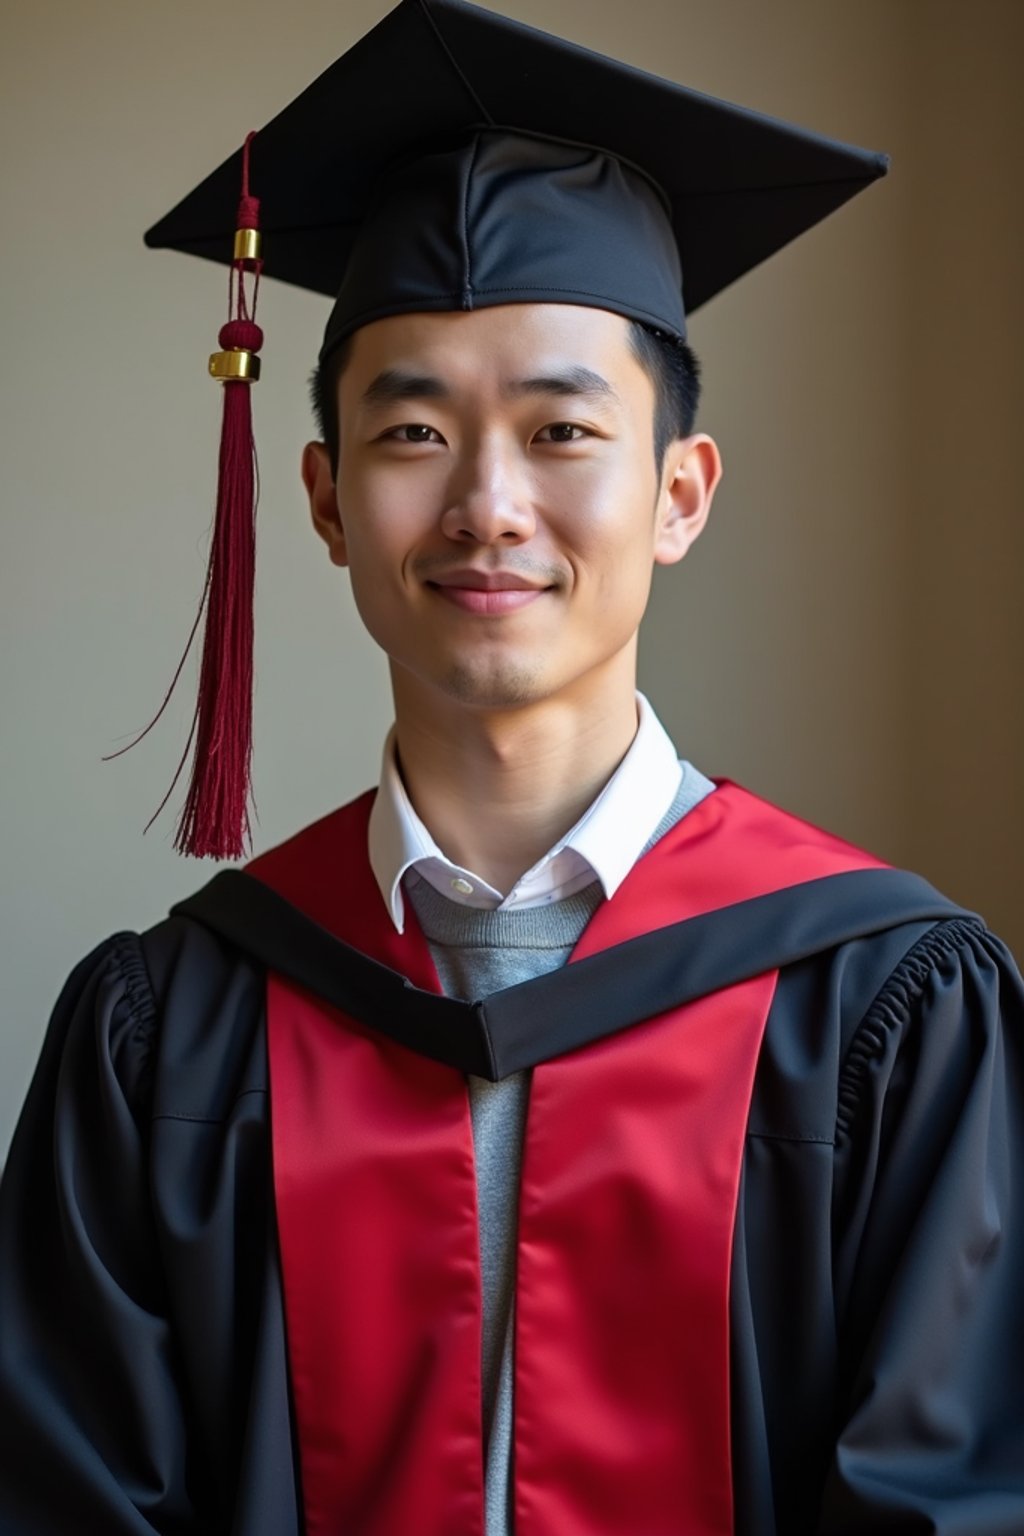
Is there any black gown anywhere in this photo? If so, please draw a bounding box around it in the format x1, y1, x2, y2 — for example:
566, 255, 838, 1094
2, 851, 1023, 1534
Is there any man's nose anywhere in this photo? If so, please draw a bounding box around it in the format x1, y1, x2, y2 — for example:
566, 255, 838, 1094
439, 440, 536, 544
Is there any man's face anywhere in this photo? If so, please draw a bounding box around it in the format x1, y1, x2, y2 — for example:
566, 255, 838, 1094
306, 303, 714, 714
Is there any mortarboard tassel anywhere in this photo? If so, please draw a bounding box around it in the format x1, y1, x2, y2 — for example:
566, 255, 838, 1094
107, 132, 263, 858
178, 130, 263, 859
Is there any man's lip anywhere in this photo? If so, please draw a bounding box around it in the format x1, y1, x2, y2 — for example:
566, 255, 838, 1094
429, 584, 546, 615
426, 571, 549, 592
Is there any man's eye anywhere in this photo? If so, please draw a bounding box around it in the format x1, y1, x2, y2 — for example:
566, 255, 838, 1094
386, 424, 443, 443
536, 423, 587, 443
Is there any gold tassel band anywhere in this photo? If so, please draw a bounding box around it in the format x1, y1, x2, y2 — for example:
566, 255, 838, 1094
209, 349, 262, 381
233, 227, 262, 263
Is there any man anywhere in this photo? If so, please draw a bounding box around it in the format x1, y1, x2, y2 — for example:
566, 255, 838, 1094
2, 2, 1023, 1533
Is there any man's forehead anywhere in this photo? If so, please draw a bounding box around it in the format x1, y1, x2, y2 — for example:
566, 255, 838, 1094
343, 303, 640, 387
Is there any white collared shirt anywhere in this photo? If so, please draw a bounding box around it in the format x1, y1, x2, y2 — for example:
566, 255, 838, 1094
368, 693, 707, 933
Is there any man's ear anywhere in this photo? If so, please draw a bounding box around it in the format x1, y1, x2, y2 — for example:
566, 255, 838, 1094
302, 441, 349, 567
653, 433, 723, 567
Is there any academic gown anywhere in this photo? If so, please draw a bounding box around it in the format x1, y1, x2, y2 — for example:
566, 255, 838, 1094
2, 781, 1024, 1536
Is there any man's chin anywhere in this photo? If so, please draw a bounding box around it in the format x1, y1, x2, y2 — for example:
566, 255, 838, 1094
437, 659, 548, 711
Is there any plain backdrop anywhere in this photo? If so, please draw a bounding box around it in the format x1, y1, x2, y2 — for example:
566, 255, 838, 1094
2, 0, 1022, 1158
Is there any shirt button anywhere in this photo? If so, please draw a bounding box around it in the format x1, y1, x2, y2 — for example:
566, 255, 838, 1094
451, 877, 474, 896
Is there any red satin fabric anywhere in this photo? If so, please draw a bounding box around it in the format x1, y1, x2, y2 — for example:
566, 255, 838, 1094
267, 974, 485, 1536
251, 781, 886, 1536
513, 970, 777, 1536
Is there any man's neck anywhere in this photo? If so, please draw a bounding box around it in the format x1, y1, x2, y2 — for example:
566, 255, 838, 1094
390, 669, 641, 896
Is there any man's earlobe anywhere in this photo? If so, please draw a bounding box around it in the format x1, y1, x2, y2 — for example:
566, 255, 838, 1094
654, 433, 723, 567
302, 441, 349, 567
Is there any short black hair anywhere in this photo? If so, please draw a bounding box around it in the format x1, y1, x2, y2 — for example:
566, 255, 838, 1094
628, 323, 702, 469
309, 318, 701, 476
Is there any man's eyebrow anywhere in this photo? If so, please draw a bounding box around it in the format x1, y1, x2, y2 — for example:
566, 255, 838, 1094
360, 369, 450, 407
504, 367, 619, 405
360, 364, 620, 409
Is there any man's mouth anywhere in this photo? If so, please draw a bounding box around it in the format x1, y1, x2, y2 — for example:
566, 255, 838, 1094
426, 570, 551, 615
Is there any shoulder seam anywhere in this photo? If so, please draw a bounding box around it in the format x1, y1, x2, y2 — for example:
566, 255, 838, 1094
151, 1087, 269, 1126
747, 1130, 835, 1146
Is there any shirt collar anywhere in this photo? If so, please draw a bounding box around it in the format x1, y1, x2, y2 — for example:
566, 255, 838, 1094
368, 694, 683, 933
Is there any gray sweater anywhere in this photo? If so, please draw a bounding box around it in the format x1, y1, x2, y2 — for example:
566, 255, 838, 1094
403, 764, 715, 1533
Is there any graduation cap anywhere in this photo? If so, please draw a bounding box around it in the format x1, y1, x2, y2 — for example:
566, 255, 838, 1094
138, 0, 889, 859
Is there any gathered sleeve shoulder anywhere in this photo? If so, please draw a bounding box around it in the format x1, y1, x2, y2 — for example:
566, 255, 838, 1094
823, 919, 1024, 1531
0, 934, 199, 1533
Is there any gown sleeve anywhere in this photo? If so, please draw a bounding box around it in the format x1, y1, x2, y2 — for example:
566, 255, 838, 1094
0, 935, 201, 1534
821, 919, 1024, 1532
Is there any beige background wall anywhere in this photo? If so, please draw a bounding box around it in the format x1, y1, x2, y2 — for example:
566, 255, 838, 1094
2, 0, 1021, 1158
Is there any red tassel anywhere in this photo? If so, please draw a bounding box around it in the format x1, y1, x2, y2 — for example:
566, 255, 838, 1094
107, 133, 263, 858
173, 367, 258, 857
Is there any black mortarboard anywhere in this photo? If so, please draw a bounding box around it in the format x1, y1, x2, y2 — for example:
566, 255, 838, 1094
146, 0, 889, 355
138, 0, 889, 860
